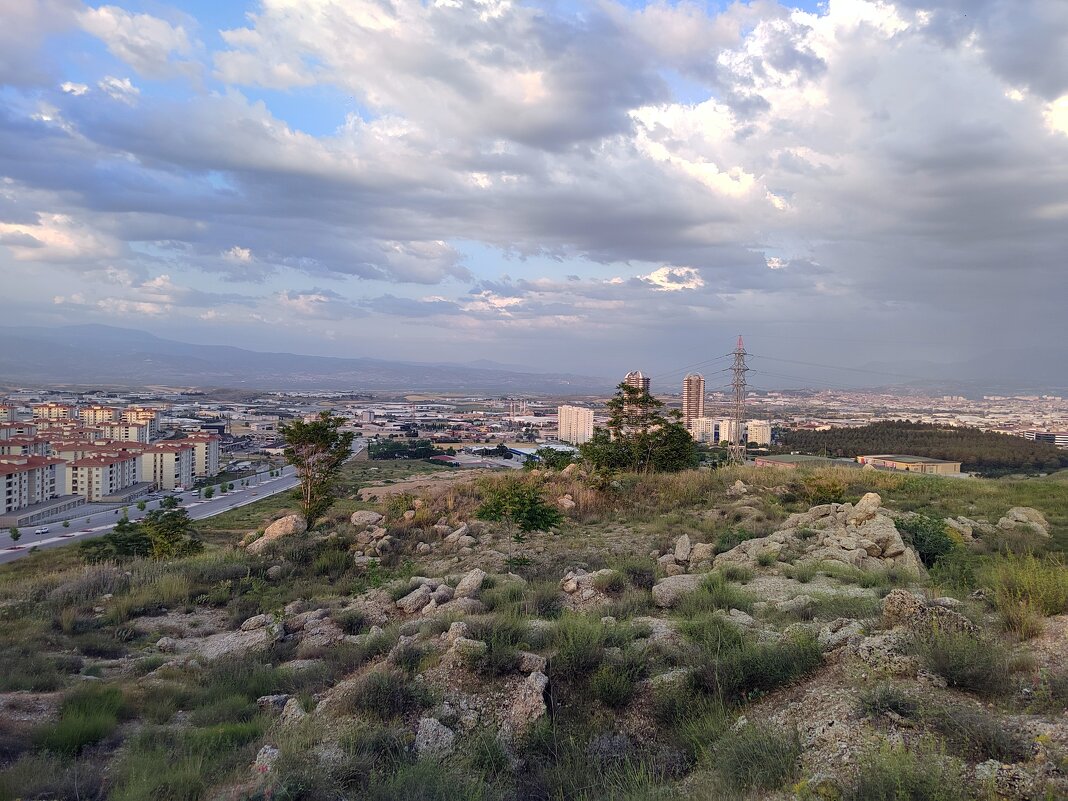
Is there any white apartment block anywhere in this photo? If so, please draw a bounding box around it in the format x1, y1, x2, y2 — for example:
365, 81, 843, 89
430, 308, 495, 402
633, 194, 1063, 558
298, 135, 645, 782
0, 404, 16, 423
557, 405, 594, 445
0, 456, 66, 515
123, 407, 162, 440
0, 423, 38, 439
95, 421, 150, 443
65, 454, 140, 502
0, 436, 51, 456
688, 417, 717, 443
746, 421, 773, 446
182, 433, 221, 477
139, 443, 194, 491
718, 419, 743, 444
79, 405, 121, 426
32, 402, 75, 420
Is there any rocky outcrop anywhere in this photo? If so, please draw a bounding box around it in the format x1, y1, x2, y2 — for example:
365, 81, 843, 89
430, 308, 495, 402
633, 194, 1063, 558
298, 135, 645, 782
415, 717, 456, 758
350, 510, 384, 528
714, 494, 926, 575
997, 507, 1050, 537
500, 671, 549, 741
454, 568, 487, 599
881, 589, 978, 636
652, 574, 703, 608
246, 514, 307, 554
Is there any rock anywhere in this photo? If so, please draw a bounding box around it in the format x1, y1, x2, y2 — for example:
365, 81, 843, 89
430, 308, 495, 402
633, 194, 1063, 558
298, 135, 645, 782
518, 651, 547, 674
240, 614, 272, 632
247, 514, 307, 554
675, 534, 692, 562
561, 578, 579, 594
882, 589, 978, 635
560, 463, 578, 477
257, 694, 290, 712
252, 745, 280, 774
416, 542, 432, 555
778, 594, 813, 615
402, 510, 416, 521
456, 535, 477, 549
450, 523, 470, 539
415, 717, 456, 758
725, 608, 755, 628
726, 480, 748, 497
657, 553, 678, 569
350, 510, 384, 528
375, 536, 397, 555
300, 616, 345, 650
156, 636, 179, 653
652, 574, 703, 608
689, 542, 715, 564
445, 621, 470, 643
997, 507, 1050, 536
944, 517, 973, 542
396, 585, 433, 614
502, 671, 549, 740
265, 565, 283, 581
557, 495, 576, 510
280, 697, 307, 725
819, 619, 864, 650
847, 492, 882, 525
430, 585, 454, 604
451, 637, 488, 661
664, 563, 686, 576
454, 568, 487, 599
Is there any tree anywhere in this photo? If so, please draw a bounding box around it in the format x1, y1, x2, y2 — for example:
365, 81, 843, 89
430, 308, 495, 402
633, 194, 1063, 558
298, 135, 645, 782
136, 501, 147, 511
9, 527, 19, 543
524, 447, 575, 471
80, 516, 152, 563
203, 486, 215, 499
280, 411, 355, 523
140, 508, 203, 560
580, 383, 697, 475
62, 520, 70, 529
476, 477, 563, 532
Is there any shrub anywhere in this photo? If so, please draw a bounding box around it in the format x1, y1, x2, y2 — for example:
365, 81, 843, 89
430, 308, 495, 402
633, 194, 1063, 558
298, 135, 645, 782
714, 529, 757, 554
617, 558, 656, 590
715, 724, 801, 792
691, 632, 823, 702
842, 742, 968, 801
926, 705, 1031, 763
475, 477, 562, 532
981, 554, 1068, 617
524, 581, 563, 619
909, 629, 1011, 696
590, 663, 637, 708
675, 572, 754, 616
785, 562, 818, 583
856, 684, 918, 719
896, 515, 958, 569
593, 570, 626, 595
336, 608, 368, 635
678, 613, 745, 655
603, 588, 653, 620
757, 550, 778, 567
718, 564, 754, 583
34, 684, 127, 755
389, 642, 428, 674
0, 648, 63, 692
343, 669, 431, 719
551, 615, 606, 679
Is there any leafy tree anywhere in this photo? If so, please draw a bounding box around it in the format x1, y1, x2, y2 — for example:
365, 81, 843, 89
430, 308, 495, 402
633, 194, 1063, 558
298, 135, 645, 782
476, 478, 563, 532
203, 486, 215, 499
140, 508, 203, 560
9, 527, 19, 543
80, 516, 152, 563
136, 501, 147, 511
280, 411, 355, 523
524, 447, 575, 471
62, 520, 70, 529
579, 383, 697, 474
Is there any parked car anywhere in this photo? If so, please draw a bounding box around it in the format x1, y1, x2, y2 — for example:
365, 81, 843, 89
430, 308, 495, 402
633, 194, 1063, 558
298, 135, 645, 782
34, 526, 49, 535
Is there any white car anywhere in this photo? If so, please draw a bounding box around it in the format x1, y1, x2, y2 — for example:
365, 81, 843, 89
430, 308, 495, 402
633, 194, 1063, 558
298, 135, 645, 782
34, 526, 50, 535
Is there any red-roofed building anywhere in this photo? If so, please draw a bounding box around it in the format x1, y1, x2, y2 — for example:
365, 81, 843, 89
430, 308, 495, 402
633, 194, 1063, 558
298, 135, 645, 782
139, 442, 194, 491
95, 421, 150, 444
79, 405, 121, 426
180, 432, 221, 477
32, 402, 76, 421
65, 454, 139, 501
0, 455, 67, 515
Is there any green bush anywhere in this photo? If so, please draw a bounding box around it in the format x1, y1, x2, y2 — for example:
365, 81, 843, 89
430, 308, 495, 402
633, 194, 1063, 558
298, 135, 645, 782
842, 742, 968, 801
926, 705, 1030, 763
691, 632, 823, 702
617, 558, 656, 590
981, 554, 1068, 617
714, 529, 757, 554
0, 648, 64, 692
909, 629, 1012, 697
590, 650, 646, 709
715, 724, 801, 792
784, 562, 818, 583
718, 564, 755, 583
475, 477, 562, 532
603, 588, 653, 620
675, 572, 754, 616
34, 684, 127, 755
343, 669, 431, 719
551, 614, 607, 680
678, 613, 745, 654
524, 581, 563, 619
896, 515, 958, 569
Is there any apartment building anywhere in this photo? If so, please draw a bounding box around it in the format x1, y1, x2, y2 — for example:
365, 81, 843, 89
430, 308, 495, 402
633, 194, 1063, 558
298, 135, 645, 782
65, 454, 140, 501
718, 419, 743, 444
557, 405, 594, 445
123, 407, 162, 440
0, 404, 16, 423
31, 402, 75, 421
181, 432, 222, 477
79, 405, 121, 426
95, 421, 150, 444
746, 421, 773, 446
0, 456, 66, 514
139, 443, 194, 491
682, 374, 705, 428
0, 423, 38, 439
689, 417, 717, 443
0, 436, 51, 457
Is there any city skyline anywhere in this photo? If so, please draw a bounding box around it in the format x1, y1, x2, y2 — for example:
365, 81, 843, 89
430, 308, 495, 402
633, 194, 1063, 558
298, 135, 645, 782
1, 1, 1065, 380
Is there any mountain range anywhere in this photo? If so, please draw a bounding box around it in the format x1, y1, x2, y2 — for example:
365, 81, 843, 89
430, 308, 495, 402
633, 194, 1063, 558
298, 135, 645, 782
0, 325, 610, 393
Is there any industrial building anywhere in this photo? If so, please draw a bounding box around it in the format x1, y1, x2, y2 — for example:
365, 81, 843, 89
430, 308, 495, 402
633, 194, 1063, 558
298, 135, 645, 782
856, 455, 962, 475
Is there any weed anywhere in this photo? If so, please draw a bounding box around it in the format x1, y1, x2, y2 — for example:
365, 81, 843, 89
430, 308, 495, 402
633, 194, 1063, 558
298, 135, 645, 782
524, 581, 564, 619
856, 684, 918, 718
926, 705, 1031, 763
785, 562, 818, 583
691, 631, 823, 703
336, 608, 368, 635
34, 684, 127, 755
389, 642, 428, 674
714, 724, 801, 792
593, 570, 626, 595
604, 588, 654, 620
896, 515, 958, 569
981, 554, 1068, 616
342, 668, 431, 719
675, 572, 754, 616
617, 558, 657, 590
678, 613, 745, 654
714, 529, 757, 554
551, 614, 607, 680
842, 742, 968, 801
718, 564, 755, 583
909, 629, 1012, 696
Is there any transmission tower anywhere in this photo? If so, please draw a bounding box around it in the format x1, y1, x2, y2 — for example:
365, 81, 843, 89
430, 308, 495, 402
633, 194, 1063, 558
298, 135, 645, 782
727, 335, 749, 465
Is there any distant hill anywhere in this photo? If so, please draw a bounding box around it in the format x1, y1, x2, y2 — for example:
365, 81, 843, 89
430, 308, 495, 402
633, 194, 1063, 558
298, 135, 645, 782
0, 325, 610, 393
776, 421, 1068, 475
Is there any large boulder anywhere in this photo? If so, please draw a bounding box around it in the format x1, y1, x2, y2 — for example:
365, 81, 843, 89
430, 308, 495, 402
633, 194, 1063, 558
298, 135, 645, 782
997, 507, 1050, 537
396, 585, 433, 614
454, 568, 487, 599
882, 589, 978, 635
350, 510, 384, 528
652, 574, 703, 608
847, 492, 882, 526
247, 514, 307, 554
415, 718, 456, 758
675, 534, 692, 562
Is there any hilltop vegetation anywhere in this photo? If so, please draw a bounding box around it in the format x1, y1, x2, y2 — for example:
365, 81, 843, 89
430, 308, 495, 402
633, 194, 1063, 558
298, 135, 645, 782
777, 421, 1068, 475
0, 461, 1065, 800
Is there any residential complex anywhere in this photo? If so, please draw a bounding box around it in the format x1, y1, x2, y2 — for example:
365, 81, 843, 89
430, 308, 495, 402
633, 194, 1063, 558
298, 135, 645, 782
181, 432, 222, 477
689, 417, 716, 443
139, 443, 195, 491
682, 374, 705, 428
746, 420, 772, 446
65, 454, 140, 502
623, 371, 650, 393
79, 405, 121, 425
557, 405, 594, 445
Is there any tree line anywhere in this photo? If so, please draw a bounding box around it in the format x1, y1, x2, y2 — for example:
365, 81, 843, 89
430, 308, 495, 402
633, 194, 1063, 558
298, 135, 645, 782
776, 421, 1068, 474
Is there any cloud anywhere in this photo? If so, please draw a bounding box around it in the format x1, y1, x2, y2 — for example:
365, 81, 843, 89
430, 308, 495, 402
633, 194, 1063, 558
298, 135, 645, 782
78, 5, 198, 79
60, 81, 88, 96
97, 75, 140, 104
639, 266, 705, 291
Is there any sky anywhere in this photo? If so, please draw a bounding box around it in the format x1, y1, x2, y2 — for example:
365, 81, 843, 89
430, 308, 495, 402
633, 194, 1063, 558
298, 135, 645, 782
1, 0, 1066, 383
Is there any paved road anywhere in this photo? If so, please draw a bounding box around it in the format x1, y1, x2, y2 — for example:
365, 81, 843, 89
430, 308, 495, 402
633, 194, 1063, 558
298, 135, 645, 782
0, 466, 299, 565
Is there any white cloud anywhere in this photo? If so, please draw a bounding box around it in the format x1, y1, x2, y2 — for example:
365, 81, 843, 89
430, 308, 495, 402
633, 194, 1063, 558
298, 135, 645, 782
1044, 95, 1068, 136
640, 266, 705, 291
97, 75, 140, 104
78, 5, 196, 79
224, 246, 253, 263
59, 81, 88, 95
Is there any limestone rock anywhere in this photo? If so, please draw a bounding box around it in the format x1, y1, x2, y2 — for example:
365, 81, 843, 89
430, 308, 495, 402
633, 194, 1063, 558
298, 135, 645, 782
257, 694, 290, 712
454, 568, 487, 599
397, 585, 433, 614
652, 574, 703, 608
502, 671, 549, 740
726, 480, 749, 497
557, 495, 576, 510
280, 697, 307, 726
415, 717, 456, 759
882, 589, 978, 635
518, 651, 547, 673
445, 621, 470, 643
689, 542, 715, 564
252, 744, 280, 774
247, 514, 307, 554
240, 614, 272, 632
451, 637, 488, 661
847, 492, 882, 525
350, 510, 384, 528
997, 507, 1050, 536
265, 565, 284, 581
675, 534, 692, 562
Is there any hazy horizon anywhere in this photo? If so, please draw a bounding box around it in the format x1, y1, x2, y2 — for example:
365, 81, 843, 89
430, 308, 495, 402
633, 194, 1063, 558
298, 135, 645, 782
2, 0, 1066, 382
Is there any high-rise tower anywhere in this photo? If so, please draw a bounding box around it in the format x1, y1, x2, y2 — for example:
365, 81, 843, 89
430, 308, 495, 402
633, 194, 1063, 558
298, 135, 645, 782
623, 371, 650, 393
727, 336, 749, 465
682, 373, 705, 429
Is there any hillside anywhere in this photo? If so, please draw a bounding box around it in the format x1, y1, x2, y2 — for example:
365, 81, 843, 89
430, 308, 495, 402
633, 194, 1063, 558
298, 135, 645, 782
0, 325, 608, 392
777, 421, 1068, 475
0, 464, 1065, 800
